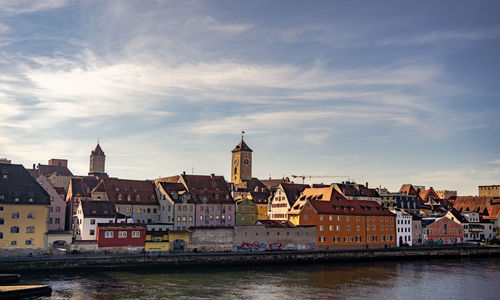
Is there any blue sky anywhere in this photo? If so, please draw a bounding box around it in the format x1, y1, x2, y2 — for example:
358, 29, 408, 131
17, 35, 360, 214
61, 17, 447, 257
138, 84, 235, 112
0, 0, 499, 195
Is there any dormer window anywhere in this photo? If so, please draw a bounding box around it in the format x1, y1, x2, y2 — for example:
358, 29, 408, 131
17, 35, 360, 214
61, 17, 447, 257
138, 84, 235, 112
2, 174, 7, 179
115, 187, 119, 192
28, 198, 34, 203
136, 195, 141, 202
14, 197, 20, 202
127, 194, 131, 202
118, 194, 123, 201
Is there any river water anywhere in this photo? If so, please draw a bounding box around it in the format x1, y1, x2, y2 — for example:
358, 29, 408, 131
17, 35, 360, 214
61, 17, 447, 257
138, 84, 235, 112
19, 257, 500, 299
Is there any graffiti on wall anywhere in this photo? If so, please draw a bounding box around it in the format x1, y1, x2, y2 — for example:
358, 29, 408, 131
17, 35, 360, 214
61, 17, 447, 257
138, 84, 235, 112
233, 242, 317, 251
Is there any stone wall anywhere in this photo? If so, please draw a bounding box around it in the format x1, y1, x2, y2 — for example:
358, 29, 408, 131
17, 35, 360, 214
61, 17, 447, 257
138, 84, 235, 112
1, 246, 499, 272
187, 228, 234, 252
233, 225, 316, 251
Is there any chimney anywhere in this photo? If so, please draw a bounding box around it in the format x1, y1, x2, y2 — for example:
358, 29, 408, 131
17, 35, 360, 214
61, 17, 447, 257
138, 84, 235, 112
366, 182, 368, 188
33, 164, 36, 170
182, 171, 186, 176
210, 173, 215, 179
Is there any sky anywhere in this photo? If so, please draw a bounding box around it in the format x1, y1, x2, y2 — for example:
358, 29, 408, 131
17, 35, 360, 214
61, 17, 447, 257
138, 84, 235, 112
0, 0, 499, 195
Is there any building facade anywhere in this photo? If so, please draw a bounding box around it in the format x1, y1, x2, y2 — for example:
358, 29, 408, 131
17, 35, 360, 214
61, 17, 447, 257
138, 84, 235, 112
235, 197, 258, 225
231, 138, 253, 184
0, 163, 50, 250
424, 217, 463, 244
391, 209, 412, 246
35, 175, 65, 231
479, 185, 500, 197
155, 181, 195, 230
91, 178, 160, 224
74, 200, 127, 240
269, 183, 309, 220
65, 176, 101, 230
97, 223, 146, 249
288, 186, 396, 249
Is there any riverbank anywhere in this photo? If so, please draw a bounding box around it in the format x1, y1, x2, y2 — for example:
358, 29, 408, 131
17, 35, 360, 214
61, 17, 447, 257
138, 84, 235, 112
1, 245, 499, 272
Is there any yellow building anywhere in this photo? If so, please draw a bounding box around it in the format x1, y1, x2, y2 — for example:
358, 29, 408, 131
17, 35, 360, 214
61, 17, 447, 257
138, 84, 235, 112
145, 230, 190, 252
0, 163, 50, 250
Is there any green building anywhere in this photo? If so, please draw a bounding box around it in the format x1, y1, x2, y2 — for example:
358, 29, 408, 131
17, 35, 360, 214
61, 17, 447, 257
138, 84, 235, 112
235, 196, 258, 226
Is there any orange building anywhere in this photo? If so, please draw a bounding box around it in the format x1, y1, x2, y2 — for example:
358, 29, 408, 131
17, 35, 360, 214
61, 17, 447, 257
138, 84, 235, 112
289, 186, 396, 249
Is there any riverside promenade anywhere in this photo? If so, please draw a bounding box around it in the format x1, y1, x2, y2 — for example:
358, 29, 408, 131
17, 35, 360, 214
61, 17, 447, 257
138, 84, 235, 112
1, 244, 499, 272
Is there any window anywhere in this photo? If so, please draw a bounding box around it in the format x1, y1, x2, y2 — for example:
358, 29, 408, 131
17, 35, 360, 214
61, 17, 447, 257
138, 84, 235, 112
10, 226, 19, 233
319, 236, 326, 242
380, 226, 384, 231
0, 218, 3, 225
11, 240, 16, 246
90, 229, 95, 236
356, 226, 360, 231
338, 216, 341, 221
329, 225, 333, 231
347, 225, 350, 231
12, 212, 19, 219
27, 212, 35, 219
367, 235, 370, 242
0, 232, 2, 239
153, 209, 157, 213
372, 225, 375, 230
182, 216, 187, 222
189, 216, 193, 222
126, 207, 131, 213
90, 219, 96, 225
336, 225, 340, 231
132, 231, 140, 238
118, 231, 127, 238
26, 226, 35, 233
367, 225, 370, 231
329, 216, 333, 221
346, 216, 350, 221
319, 225, 324, 231
320, 215, 324, 221
137, 208, 142, 213
105, 231, 114, 238
303, 215, 308, 221
356, 216, 360, 222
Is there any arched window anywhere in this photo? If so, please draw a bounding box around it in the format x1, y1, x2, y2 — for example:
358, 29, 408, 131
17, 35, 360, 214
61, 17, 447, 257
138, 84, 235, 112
10, 226, 19, 233
26, 226, 35, 233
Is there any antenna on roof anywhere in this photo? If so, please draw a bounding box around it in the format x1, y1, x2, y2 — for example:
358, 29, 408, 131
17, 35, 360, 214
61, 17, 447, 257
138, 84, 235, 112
97, 138, 100, 144
191, 164, 194, 174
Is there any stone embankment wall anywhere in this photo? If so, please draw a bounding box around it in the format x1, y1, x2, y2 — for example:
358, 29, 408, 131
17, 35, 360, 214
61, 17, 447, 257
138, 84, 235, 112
1, 246, 499, 272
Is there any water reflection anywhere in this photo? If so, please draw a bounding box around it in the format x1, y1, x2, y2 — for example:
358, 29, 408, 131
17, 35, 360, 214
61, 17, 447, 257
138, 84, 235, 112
18, 257, 500, 300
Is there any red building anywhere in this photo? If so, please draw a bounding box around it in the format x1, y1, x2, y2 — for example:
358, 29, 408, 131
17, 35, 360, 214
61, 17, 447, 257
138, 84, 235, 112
97, 223, 147, 248
425, 217, 463, 244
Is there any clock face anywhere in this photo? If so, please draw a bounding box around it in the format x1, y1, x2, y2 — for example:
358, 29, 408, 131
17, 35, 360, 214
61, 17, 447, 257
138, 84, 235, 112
233, 157, 239, 166
243, 158, 250, 166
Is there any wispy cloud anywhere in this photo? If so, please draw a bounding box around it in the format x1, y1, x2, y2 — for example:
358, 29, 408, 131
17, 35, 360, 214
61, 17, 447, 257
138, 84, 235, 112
381, 26, 500, 46
0, 0, 69, 14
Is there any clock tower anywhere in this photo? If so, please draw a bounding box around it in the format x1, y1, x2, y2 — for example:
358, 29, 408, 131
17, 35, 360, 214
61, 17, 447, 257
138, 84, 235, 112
231, 135, 252, 184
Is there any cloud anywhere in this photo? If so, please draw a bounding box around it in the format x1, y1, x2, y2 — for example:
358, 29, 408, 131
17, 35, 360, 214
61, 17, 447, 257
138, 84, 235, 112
0, 0, 68, 14
381, 26, 500, 46
489, 159, 500, 165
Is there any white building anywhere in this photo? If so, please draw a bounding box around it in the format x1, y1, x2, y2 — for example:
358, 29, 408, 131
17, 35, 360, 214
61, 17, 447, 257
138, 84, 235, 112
269, 183, 309, 220
74, 200, 128, 240
391, 208, 412, 246
446, 210, 495, 242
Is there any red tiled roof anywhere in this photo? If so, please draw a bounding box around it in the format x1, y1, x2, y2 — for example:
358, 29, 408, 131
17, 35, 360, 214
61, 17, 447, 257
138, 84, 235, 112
181, 174, 234, 204
308, 199, 394, 216
334, 183, 380, 198
93, 178, 159, 205
453, 196, 500, 220
159, 182, 192, 204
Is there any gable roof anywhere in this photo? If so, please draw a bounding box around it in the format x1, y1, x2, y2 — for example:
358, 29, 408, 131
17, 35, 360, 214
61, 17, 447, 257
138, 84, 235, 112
333, 183, 380, 198
280, 183, 310, 206
80, 200, 122, 218
93, 178, 159, 205
35, 163, 73, 177
399, 184, 420, 196
181, 174, 234, 204
158, 182, 192, 204
69, 176, 101, 198
0, 164, 50, 205
290, 185, 392, 216
232, 140, 253, 152
261, 178, 292, 191
258, 220, 297, 228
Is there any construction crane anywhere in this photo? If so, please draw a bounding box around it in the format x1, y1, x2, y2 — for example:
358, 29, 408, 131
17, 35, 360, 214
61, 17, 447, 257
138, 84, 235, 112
291, 175, 351, 184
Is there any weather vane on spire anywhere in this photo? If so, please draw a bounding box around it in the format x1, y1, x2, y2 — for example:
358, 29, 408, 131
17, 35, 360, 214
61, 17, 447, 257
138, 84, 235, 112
241, 130, 245, 140
97, 138, 100, 144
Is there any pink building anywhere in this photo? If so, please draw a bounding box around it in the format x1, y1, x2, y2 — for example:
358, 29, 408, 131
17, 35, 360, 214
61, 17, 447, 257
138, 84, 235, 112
425, 216, 463, 244
35, 175, 66, 231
